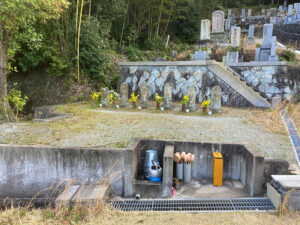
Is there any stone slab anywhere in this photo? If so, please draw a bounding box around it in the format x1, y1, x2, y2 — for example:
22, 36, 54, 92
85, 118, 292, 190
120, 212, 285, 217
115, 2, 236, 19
55, 185, 80, 208
72, 184, 109, 203
267, 183, 282, 209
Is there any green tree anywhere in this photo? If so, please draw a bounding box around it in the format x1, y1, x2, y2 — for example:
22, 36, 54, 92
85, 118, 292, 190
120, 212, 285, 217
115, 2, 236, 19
0, 0, 69, 121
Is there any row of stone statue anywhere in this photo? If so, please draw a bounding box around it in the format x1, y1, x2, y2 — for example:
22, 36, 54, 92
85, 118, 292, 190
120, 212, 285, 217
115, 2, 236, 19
118, 82, 222, 113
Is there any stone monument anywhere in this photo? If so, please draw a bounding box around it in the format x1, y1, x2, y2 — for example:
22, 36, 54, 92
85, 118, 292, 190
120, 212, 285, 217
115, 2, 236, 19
254, 24, 278, 62
211, 10, 227, 44
200, 19, 211, 40
212, 10, 225, 33
139, 83, 149, 109
101, 87, 109, 107
230, 26, 241, 47
163, 83, 173, 110
210, 86, 222, 113
120, 82, 129, 108
187, 85, 196, 111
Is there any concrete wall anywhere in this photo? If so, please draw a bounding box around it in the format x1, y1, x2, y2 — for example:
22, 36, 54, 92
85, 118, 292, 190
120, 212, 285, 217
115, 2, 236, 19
119, 61, 251, 107
131, 139, 264, 197
231, 64, 300, 100
0, 145, 132, 198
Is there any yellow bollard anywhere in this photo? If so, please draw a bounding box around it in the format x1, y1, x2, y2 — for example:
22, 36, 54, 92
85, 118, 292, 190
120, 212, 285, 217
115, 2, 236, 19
212, 152, 223, 186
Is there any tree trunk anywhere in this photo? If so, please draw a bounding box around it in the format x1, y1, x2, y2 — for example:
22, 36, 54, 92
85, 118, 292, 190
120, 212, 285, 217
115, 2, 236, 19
156, 0, 164, 37
0, 36, 16, 122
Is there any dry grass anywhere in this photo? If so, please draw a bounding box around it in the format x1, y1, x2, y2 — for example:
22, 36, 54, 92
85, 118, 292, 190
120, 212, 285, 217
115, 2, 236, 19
288, 102, 300, 133
222, 106, 287, 135
1, 207, 300, 225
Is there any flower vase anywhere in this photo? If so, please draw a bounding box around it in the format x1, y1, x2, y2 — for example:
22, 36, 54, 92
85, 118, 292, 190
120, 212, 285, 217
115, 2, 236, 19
202, 107, 207, 114
182, 104, 186, 112
156, 102, 160, 110
132, 102, 136, 108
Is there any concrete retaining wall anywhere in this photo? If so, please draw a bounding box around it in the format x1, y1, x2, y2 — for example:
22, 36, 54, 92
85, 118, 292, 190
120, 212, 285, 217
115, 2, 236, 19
0, 145, 132, 198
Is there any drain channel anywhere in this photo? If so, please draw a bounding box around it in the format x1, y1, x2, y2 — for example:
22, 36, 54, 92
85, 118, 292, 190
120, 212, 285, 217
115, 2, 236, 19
111, 198, 275, 212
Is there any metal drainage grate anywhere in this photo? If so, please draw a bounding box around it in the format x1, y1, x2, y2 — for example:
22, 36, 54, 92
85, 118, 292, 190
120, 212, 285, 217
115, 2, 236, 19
111, 198, 275, 212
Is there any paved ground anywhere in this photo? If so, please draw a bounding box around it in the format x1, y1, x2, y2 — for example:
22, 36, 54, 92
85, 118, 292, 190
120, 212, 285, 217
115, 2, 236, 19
0, 103, 297, 166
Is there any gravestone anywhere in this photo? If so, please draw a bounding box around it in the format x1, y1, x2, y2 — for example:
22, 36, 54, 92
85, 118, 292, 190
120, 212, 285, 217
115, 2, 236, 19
248, 9, 252, 17
101, 87, 109, 107
245, 25, 256, 47
140, 83, 149, 109
120, 82, 129, 108
228, 10, 232, 17
255, 48, 260, 61
262, 24, 273, 48
187, 85, 196, 111
230, 26, 241, 47
241, 9, 246, 18
262, 9, 266, 15
284, 0, 288, 12
248, 25, 254, 38
288, 4, 293, 15
212, 10, 225, 33
269, 36, 278, 61
200, 19, 211, 40
279, 5, 283, 13
195, 51, 207, 60
210, 86, 222, 113
226, 51, 239, 63
163, 83, 173, 110
225, 19, 231, 32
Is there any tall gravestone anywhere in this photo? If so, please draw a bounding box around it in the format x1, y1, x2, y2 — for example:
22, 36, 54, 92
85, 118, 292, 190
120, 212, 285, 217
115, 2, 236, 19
139, 83, 149, 109
187, 85, 196, 111
120, 82, 129, 108
101, 87, 109, 107
200, 19, 211, 40
248, 25, 254, 38
212, 10, 225, 33
210, 86, 222, 113
262, 24, 273, 48
163, 83, 173, 110
225, 19, 231, 32
248, 9, 252, 17
269, 36, 278, 61
241, 9, 246, 18
279, 5, 283, 14
230, 26, 241, 47
245, 24, 256, 47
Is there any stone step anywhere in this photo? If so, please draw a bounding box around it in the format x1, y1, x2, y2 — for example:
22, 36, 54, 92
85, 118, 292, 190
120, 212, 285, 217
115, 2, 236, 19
55, 184, 109, 208
208, 62, 271, 108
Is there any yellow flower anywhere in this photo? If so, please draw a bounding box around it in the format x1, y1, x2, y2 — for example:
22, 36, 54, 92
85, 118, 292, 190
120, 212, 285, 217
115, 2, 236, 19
154, 93, 163, 103
181, 94, 189, 105
202, 100, 210, 107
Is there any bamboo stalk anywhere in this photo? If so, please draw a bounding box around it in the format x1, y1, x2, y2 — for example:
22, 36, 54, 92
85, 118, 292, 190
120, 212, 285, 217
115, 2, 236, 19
77, 0, 84, 81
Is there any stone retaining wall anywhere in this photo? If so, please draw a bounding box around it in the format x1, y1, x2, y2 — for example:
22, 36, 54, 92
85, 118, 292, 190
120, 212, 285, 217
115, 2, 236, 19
231, 65, 300, 100
119, 62, 251, 107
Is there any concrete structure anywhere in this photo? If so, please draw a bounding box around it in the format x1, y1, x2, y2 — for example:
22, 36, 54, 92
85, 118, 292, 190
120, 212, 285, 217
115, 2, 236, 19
268, 175, 300, 210
0, 139, 267, 201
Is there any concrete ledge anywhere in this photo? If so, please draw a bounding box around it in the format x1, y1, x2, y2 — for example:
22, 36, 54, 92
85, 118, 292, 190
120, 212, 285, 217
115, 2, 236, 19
118, 60, 210, 66
227, 61, 287, 67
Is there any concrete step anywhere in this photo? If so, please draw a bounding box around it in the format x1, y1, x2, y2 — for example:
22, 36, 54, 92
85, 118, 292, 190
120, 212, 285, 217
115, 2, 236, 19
55, 184, 109, 208
208, 62, 271, 108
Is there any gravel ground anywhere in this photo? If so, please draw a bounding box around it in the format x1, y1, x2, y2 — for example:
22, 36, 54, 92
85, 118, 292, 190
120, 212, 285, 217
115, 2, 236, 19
0, 103, 296, 165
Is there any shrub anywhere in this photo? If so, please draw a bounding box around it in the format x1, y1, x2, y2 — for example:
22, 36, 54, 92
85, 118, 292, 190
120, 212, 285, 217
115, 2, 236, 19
8, 83, 29, 117
280, 50, 296, 62
125, 45, 144, 61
